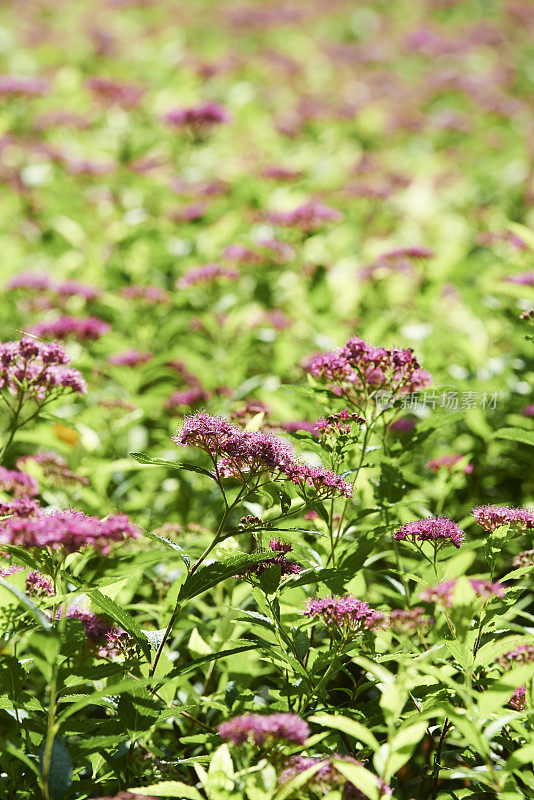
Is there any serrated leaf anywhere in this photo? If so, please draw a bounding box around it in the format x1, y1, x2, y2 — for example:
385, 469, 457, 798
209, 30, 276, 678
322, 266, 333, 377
309, 713, 379, 751
259, 563, 282, 595
493, 428, 534, 447
86, 588, 150, 659
130, 452, 214, 477
178, 552, 274, 602
128, 781, 203, 799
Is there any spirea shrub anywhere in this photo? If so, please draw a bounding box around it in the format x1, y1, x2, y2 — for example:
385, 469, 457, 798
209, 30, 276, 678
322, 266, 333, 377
0, 1, 533, 799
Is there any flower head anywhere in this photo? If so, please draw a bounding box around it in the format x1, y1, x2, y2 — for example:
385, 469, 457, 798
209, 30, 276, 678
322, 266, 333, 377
236, 539, 301, 579
0, 337, 86, 402
0, 509, 139, 554
389, 607, 434, 634
16, 452, 89, 488
217, 712, 309, 746
510, 686, 527, 711
427, 454, 473, 474
59, 608, 129, 658
269, 201, 342, 233
393, 517, 465, 549
0, 467, 39, 497
308, 335, 431, 407
421, 579, 506, 608
119, 285, 170, 304
303, 595, 387, 634
164, 102, 231, 134
29, 316, 110, 341
108, 350, 153, 367
177, 264, 239, 288
472, 505, 534, 532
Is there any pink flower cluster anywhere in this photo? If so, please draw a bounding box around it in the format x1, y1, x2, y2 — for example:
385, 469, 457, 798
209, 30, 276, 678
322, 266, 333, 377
217, 712, 309, 745
420, 579, 506, 607
16, 452, 90, 488
0, 509, 139, 554
472, 505, 534, 531
315, 408, 367, 436
86, 76, 145, 108
60, 608, 129, 658
177, 264, 239, 288
498, 645, 534, 668
0, 467, 39, 497
108, 350, 153, 367
268, 201, 342, 233
0, 497, 40, 518
29, 315, 110, 341
119, 285, 170, 304
7, 273, 101, 302
303, 595, 386, 633
510, 686, 527, 711
164, 102, 231, 133
0, 565, 52, 596
308, 335, 431, 405
389, 607, 434, 633
0, 337, 86, 401
393, 517, 465, 549
279, 755, 367, 798
173, 412, 352, 498
0, 74, 49, 97
165, 386, 210, 414
237, 539, 301, 579
427, 455, 473, 474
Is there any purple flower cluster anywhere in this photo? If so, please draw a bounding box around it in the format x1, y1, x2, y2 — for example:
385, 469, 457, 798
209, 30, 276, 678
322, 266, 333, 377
0, 565, 52, 596
236, 539, 301, 579
315, 409, 367, 436
60, 608, 128, 658
16, 452, 90, 488
303, 595, 387, 633
108, 350, 153, 367
29, 315, 111, 341
0, 497, 40, 518
498, 645, 534, 668
393, 517, 465, 549
0, 467, 39, 497
164, 102, 231, 134
0, 74, 49, 97
177, 264, 239, 288
173, 411, 352, 498
0, 509, 139, 554
268, 201, 342, 233
420, 579, 506, 607
510, 686, 527, 711
217, 712, 309, 745
86, 76, 145, 108
472, 505, 534, 532
389, 607, 434, 633
279, 755, 367, 798
427, 455, 473, 474
119, 285, 170, 304
7, 273, 101, 302
165, 387, 210, 414
308, 335, 431, 406
514, 549, 534, 568
0, 337, 86, 401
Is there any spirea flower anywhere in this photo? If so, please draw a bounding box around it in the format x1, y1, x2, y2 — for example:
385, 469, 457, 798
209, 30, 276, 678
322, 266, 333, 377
164, 387, 210, 414
0, 337, 86, 401
472, 505, 534, 531
6, 272, 52, 292
177, 264, 239, 288
16, 452, 89, 488
86, 76, 145, 108
393, 517, 465, 549
308, 335, 431, 407
514, 549, 534, 567
119, 285, 170, 304
236, 539, 301, 579
217, 712, 309, 746
0, 509, 139, 554
0, 497, 40, 518
173, 412, 351, 498
388, 417, 417, 433
510, 686, 527, 711
303, 595, 387, 633
108, 350, 153, 367
164, 102, 231, 134
420, 579, 506, 607
427, 454, 473, 474
279, 755, 369, 798
0, 74, 49, 97
389, 607, 434, 633
0, 565, 52, 596
60, 608, 129, 658
0, 467, 39, 497
29, 315, 111, 341
498, 645, 534, 668
268, 201, 342, 233
315, 409, 366, 436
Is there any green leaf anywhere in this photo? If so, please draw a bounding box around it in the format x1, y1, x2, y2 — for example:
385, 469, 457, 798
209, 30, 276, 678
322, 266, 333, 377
86, 588, 150, 659
309, 713, 379, 750
225, 680, 238, 709
383, 722, 427, 780
166, 645, 259, 681
128, 781, 203, 799
493, 428, 534, 447
178, 552, 274, 602
259, 564, 282, 595
274, 761, 326, 800
39, 739, 72, 800
130, 452, 214, 477
118, 686, 160, 740
332, 762, 379, 800
293, 629, 310, 662
0, 576, 52, 629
